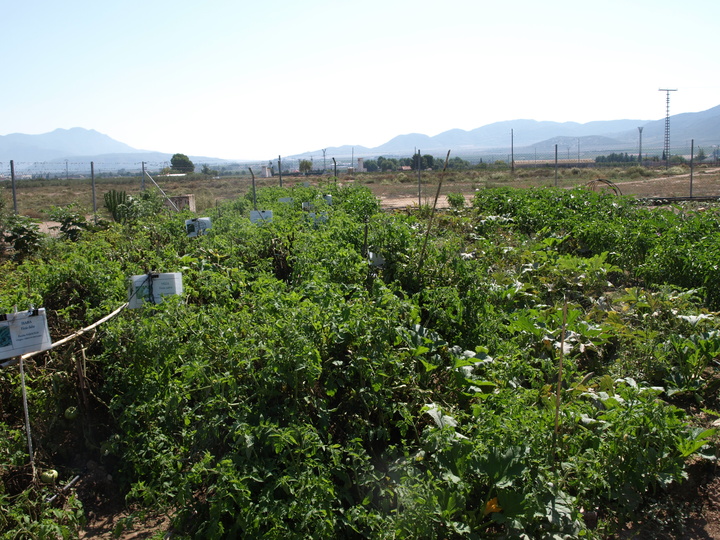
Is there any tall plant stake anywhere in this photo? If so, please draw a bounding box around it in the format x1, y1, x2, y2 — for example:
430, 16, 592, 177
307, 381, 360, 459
19, 357, 35, 477
417, 150, 450, 282
553, 297, 568, 468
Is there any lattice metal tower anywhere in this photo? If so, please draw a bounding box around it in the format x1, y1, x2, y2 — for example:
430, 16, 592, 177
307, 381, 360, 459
659, 88, 677, 166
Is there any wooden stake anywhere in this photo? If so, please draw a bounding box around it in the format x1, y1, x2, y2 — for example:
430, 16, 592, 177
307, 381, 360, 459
417, 150, 451, 281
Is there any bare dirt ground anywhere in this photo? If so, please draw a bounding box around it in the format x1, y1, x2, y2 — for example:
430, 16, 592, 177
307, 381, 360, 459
373, 167, 720, 208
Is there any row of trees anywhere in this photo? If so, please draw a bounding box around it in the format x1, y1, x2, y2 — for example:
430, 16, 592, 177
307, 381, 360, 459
364, 155, 471, 172
595, 147, 715, 164
162, 154, 218, 177
293, 155, 474, 175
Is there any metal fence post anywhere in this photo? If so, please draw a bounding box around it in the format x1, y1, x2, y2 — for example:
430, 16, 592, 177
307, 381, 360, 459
10, 160, 17, 214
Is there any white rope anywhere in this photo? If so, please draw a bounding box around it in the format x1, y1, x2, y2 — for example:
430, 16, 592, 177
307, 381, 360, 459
0, 302, 128, 369
3, 302, 129, 475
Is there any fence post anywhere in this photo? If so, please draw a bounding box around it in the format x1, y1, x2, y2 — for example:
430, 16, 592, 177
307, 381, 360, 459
417, 149, 422, 207
690, 139, 694, 198
511, 130, 515, 173
10, 160, 17, 214
278, 155, 283, 188
554, 145, 558, 187
249, 167, 257, 210
91, 162, 97, 224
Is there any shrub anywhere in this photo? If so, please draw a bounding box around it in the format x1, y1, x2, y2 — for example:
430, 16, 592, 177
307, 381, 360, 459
446, 192, 465, 210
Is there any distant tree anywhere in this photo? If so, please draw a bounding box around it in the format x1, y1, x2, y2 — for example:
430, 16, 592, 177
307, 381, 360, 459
409, 154, 435, 170
396, 157, 410, 169
377, 156, 398, 172
696, 147, 707, 161
171, 153, 195, 173
364, 159, 379, 172
445, 157, 471, 170
669, 154, 687, 165
201, 164, 218, 176
299, 159, 313, 175
595, 152, 636, 164
411, 154, 422, 170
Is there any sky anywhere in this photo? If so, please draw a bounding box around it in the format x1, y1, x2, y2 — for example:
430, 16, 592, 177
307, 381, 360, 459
3, 0, 719, 160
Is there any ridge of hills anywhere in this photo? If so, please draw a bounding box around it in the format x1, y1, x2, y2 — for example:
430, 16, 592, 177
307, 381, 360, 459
2, 105, 718, 168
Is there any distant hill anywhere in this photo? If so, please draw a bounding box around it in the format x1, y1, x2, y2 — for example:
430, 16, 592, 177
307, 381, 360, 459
611, 104, 720, 145
294, 105, 720, 159
3, 104, 719, 168
0, 128, 230, 172
0, 128, 140, 162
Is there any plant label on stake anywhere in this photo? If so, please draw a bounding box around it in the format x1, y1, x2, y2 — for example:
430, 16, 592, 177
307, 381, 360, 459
250, 210, 273, 224
185, 217, 212, 237
128, 272, 183, 309
0, 308, 52, 361
306, 212, 328, 227
368, 252, 385, 268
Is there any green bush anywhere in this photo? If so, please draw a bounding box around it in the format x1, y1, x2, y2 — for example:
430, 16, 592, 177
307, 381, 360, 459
446, 192, 465, 210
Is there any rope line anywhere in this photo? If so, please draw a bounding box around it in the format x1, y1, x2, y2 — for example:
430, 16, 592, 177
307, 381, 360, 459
0, 302, 129, 369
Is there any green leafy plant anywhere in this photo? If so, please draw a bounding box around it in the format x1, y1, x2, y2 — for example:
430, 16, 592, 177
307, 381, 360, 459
3, 214, 44, 260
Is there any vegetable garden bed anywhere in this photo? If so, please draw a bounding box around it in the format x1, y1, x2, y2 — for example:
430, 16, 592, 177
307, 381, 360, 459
1, 183, 718, 538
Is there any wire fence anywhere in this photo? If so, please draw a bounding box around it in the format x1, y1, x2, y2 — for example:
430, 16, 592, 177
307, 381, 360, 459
2, 140, 720, 219
2, 141, 720, 180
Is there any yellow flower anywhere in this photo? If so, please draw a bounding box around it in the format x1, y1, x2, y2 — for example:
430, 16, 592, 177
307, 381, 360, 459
484, 497, 502, 515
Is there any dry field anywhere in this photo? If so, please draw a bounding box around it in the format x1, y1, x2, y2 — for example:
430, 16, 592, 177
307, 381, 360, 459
2, 166, 720, 221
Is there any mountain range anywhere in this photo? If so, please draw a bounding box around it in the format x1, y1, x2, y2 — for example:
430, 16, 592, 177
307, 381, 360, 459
321, 105, 720, 158
2, 105, 719, 169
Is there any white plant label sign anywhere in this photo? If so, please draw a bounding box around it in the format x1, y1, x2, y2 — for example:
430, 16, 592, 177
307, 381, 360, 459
0, 309, 52, 360
128, 273, 184, 309
250, 210, 273, 224
185, 217, 212, 237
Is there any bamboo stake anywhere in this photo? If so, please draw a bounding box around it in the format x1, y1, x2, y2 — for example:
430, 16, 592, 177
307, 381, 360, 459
553, 297, 568, 466
417, 150, 451, 281
19, 357, 35, 478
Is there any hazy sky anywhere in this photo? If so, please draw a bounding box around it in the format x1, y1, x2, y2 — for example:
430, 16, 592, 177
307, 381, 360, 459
3, 0, 718, 160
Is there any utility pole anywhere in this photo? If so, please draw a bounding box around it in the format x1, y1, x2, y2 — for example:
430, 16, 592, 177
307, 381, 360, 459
659, 88, 677, 167
322, 149, 327, 173
638, 127, 644, 164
